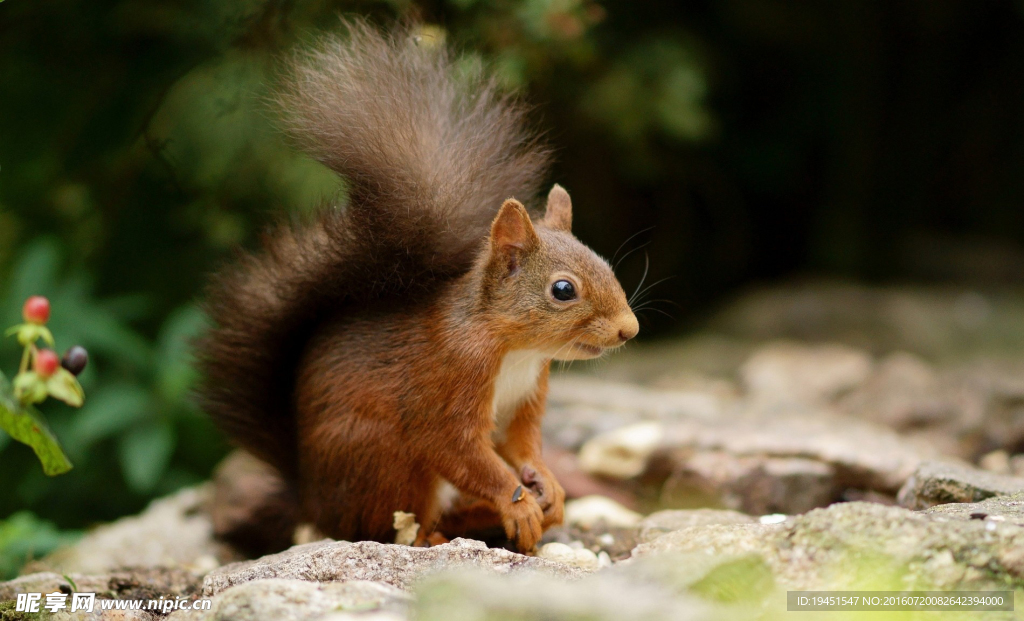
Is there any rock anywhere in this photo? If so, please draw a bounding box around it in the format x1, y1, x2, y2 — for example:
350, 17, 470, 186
661, 451, 836, 515
28, 486, 236, 576
0, 567, 202, 602
172, 579, 410, 621
837, 351, 952, 430
632, 523, 783, 560
319, 613, 405, 621
578, 422, 664, 479
544, 377, 726, 451
563, 496, 643, 529
980, 449, 1012, 474
622, 552, 776, 604
739, 341, 873, 404
838, 356, 1024, 460
537, 543, 600, 571
555, 370, 936, 514
644, 402, 937, 516
664, 403, 936, 492
634, 499, 1024, 591
202, 538, 583, 596
924, 491, 1024, 524
540, 524, 639, 562
1, 567, 205, 621
897, 460, 1024, 509
50, 610, 152, 621
413, 568, 715, 621
637, 509, 756, 544
210, 451, 299, 557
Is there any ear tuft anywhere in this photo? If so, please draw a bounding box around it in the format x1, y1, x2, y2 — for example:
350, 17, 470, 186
543, 184, 572, 232
490, 199, 539, 252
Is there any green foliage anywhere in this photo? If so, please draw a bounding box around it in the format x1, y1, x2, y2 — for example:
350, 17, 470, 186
0, 512, 80, 580
0, 241, 227, 534
0, 372, 73, 477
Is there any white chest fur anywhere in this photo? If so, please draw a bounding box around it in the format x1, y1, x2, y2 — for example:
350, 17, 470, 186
491, 350, 547, 443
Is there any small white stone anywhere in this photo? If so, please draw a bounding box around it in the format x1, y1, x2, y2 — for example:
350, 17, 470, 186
564, 496, 643, 529
571, 548, 600, 571
538, 542, 576, 563
578, 422, 664, 479
598, 533, 615, 546
597, 551, 612, 569
759, 514, 787, 525
538, 543, 599, 571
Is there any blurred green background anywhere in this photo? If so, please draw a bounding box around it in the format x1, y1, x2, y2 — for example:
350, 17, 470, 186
3, 0, 1024, 576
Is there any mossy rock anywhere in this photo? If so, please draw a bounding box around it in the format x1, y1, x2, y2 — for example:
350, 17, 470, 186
0, 600, 44, 621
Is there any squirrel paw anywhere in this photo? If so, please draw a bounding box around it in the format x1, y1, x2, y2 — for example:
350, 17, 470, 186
413, 530, 450, 547
521, 465, 565, 528
499, 491, 544, 553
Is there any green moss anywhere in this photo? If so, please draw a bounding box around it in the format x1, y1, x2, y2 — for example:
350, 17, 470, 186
0, 599, 45, 621
689, 555, 774, 603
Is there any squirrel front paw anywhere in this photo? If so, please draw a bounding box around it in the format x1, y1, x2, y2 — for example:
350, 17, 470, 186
521, 465, 565, 528
498, 488, 544, 552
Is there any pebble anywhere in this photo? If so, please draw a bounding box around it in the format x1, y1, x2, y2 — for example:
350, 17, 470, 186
578, 422, 663, 479
564, 496, 644, 529
538, 542, 601, 571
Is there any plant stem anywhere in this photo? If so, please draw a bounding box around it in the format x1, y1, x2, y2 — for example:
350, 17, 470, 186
19, 345, 32, 375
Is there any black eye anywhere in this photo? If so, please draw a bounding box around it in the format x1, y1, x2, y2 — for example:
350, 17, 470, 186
551, 279, 577, 301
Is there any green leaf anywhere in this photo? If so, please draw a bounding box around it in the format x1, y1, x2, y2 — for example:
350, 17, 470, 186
118, 420, 175, 492
13, 371, 47, 404
45, 368, 85, 407
0, 371, 73, 476
5, 323, 54, 347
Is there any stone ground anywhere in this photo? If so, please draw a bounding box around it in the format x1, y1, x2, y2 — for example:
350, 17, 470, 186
6, 281, 1024, 620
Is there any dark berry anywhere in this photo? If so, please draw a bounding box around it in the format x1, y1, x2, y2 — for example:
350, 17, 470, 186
62, 346, 89, 376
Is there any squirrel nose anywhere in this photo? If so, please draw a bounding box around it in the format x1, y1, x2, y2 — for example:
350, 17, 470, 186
617, 313, 639, 342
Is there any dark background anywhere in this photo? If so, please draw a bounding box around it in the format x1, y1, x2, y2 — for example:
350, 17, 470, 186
2, 0, 1024, 575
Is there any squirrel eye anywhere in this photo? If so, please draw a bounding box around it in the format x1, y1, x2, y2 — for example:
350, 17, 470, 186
551, 279, 577, 302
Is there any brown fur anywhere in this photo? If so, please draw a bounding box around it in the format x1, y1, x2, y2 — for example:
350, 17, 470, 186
197, 21, 637, 552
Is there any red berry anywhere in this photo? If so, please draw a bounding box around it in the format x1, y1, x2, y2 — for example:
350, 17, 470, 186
22, 296, 51, 324
34, 349, 60, 378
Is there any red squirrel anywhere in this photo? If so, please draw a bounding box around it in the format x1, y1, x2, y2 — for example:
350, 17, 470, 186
198, 20, 638, 554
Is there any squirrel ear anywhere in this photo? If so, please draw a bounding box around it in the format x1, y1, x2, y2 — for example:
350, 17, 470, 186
490, 199, 539, 252
489, 199, 539, 274
543, 184, 572, 232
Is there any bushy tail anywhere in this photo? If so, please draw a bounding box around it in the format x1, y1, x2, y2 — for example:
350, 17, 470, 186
197, 20, 550, 477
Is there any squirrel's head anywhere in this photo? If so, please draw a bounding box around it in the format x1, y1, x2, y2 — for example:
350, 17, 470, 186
479, 185, 639, 361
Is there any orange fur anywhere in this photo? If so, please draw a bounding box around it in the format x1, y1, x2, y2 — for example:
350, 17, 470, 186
197, 21, 637, 553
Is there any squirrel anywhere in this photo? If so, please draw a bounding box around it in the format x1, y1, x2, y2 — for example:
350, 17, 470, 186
197, 20, 638, 554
